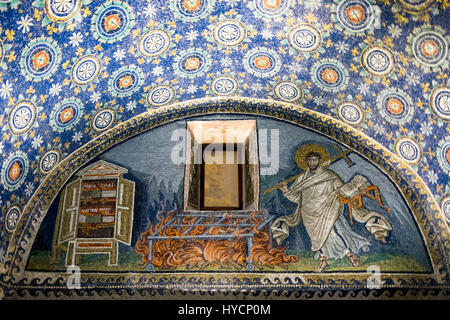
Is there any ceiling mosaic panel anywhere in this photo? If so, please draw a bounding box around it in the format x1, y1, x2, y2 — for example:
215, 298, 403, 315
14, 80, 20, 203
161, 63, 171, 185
0, 0, 449, 269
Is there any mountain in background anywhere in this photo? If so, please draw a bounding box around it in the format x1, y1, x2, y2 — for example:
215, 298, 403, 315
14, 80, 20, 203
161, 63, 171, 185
126, 169, 182, 245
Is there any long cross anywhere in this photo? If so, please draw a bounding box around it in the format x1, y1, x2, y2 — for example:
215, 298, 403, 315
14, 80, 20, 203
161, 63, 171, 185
263, 144, 355, 195
332, 144, 355, 168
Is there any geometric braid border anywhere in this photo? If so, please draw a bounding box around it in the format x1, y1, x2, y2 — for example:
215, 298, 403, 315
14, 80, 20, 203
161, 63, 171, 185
1, 98, 449, 299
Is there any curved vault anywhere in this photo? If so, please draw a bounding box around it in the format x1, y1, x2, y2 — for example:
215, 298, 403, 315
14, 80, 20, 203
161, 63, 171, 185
0, 98, 448, 299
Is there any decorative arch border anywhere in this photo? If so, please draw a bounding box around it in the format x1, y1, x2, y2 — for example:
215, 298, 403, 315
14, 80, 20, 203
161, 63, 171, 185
1, 97, 449, 299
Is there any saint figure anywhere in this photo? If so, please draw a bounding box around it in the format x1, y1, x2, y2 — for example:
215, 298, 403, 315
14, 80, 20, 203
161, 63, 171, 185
271, 148, 391, 272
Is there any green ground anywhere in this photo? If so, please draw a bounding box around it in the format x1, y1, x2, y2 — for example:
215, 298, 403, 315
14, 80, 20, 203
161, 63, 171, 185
27, 249, 429, 273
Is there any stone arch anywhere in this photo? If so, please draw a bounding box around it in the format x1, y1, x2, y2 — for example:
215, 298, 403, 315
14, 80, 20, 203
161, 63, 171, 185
1, 97, 448, 299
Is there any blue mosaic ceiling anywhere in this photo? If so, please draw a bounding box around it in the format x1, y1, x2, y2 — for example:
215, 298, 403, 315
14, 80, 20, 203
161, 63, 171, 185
0, 0, 449, 254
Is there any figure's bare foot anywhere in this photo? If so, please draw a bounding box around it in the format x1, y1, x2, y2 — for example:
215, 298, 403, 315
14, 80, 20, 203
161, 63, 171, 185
346, 252, 361, 267
314, 256, 328, 273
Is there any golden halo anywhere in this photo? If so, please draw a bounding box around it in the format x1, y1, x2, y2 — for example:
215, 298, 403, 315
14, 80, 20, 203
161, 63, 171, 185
295, 143, 330, 170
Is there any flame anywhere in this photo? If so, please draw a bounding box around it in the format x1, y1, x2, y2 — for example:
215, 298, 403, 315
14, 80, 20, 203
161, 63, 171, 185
135, 209, 298, 270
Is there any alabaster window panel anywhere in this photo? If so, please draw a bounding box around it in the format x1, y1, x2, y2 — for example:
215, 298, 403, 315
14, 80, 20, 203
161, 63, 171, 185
184, 120, 259, 211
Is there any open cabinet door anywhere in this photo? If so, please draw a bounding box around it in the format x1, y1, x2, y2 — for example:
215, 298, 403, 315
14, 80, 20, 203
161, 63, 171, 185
57, 179, 81, 244
114, 177, 135, 245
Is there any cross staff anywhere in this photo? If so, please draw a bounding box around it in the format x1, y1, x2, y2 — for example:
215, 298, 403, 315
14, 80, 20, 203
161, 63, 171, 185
263, 145, 355, 195
333, 144, 355, 168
